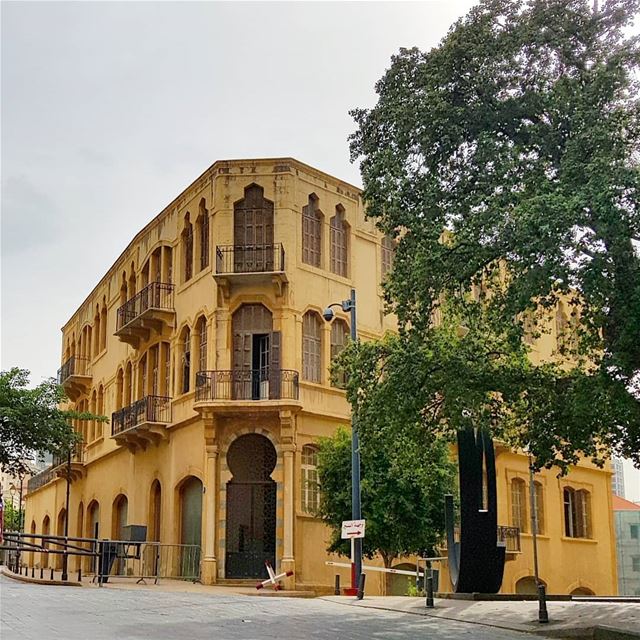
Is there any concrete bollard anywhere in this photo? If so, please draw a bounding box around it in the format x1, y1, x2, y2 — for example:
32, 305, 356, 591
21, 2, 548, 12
356, 573, 366, 600
40, 567, 43, 579
334, 574, 340, 596
78, 566, 82, 582
31, 566, 35, 578
50, 567, 54, 581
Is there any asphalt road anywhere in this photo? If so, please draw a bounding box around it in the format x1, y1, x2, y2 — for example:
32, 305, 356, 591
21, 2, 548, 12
0, 576, 531, 640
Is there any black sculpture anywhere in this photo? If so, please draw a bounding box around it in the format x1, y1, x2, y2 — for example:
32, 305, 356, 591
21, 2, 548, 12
445, 428, 505, 593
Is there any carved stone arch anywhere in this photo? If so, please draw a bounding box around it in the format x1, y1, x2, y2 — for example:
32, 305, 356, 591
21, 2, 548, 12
567, 579, 596, 596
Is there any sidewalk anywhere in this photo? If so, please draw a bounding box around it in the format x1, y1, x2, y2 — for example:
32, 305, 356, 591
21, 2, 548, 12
321, 595, 640, 639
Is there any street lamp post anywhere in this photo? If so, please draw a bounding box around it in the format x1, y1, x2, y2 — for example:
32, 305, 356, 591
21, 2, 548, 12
323, 289, 362, 590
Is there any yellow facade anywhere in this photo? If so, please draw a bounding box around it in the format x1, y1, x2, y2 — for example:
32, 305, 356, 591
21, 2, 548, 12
24, 157, 617, 595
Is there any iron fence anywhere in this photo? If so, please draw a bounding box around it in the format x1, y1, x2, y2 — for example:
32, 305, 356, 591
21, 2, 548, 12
116, 281, 174, 331
112, 396, 172, 435
196, 369, 299, 402
498, 525, 521, 552
0, 532, 200, 585
215, 243, 285, 274
57, 355, 91, 383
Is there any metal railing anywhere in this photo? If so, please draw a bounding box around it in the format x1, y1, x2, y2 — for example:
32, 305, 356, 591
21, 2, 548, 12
196, 369, 299, 402
26, 467, 57, 493
0, 532, 201, 584
52, 446, 85, 469
57, 355, 91, 383
116, 281, 174, 331
215, 243, 285, 274
498, 525, 521, 552
111, 395, 172, 436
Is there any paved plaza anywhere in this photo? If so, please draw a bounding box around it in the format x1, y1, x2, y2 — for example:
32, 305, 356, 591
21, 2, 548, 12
0, 576, 531, 640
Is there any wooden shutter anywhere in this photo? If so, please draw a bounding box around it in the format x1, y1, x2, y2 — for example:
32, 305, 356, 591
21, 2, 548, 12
270, 331, 281, 399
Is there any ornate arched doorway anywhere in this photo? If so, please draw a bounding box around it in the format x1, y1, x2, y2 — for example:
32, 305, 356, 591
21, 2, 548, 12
225, 433, 277, 578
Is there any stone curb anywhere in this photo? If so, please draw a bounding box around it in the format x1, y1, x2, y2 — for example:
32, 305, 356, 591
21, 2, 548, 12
319, 597, 640, 640
0, 566, 82, 587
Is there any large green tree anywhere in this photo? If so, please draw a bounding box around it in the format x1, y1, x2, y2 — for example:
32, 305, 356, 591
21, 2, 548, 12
0, 368, 100, 476
349, 0, 640, 468
317, 421, 455, 573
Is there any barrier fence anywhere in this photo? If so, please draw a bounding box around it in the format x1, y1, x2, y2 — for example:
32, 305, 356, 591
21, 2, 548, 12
0, 532, 201, 585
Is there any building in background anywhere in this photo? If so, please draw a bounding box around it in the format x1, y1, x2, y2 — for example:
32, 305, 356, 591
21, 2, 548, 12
23, 157, 617, 595
613, 495, 640, 596
612, 457, 626, 498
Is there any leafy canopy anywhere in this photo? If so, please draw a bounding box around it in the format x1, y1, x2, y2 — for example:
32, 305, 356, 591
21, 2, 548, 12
0, 368, 103, 476
317, 423, 455, 568
349, 0, 640, 468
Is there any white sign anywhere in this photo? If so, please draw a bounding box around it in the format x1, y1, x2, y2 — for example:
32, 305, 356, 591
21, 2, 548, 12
341, 519, 366, 539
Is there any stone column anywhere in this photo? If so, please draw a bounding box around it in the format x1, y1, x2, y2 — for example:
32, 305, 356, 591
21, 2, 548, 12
201, 413, 218, 584
279, 410, 297, 585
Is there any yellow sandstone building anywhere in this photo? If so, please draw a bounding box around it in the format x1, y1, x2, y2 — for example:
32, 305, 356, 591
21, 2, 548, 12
24, 158, 617, 595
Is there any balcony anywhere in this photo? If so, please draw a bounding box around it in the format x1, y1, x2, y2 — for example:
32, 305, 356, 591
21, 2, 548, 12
114, 282, 175, 348
111, 395, 171, 451
214, 244, 287, 300
52, 446, 86, 482
57, 356, 92, 401
440, 525, 521, 560
497, 525, 521, 555
26, 467, 57, 494
194, 368, 300, 416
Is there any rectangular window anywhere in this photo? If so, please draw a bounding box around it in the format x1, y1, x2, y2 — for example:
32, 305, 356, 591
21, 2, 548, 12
633, 556, 640, 572
631, 524, 639, 540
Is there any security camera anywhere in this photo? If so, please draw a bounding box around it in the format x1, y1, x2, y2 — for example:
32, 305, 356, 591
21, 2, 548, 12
322, 307, 335, 322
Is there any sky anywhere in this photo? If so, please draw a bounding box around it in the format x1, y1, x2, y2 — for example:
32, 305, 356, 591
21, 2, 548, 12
1, 0, 639, 500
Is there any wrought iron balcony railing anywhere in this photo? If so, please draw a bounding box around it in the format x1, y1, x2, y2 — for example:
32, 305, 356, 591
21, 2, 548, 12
498, 525, 521, 553
215, 244, 285, 275
116, 282, 175, 332
52, 446, 85, 469
196, 369, 299, 402
57, 355, 91, 384
111, 395, 172, 436
27, 467, 56, 493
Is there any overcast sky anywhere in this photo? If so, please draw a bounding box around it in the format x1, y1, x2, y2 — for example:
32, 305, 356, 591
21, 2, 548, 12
1, 0, 638, 500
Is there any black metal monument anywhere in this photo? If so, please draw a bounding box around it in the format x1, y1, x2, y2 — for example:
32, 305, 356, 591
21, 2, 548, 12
445, 428, 505, 593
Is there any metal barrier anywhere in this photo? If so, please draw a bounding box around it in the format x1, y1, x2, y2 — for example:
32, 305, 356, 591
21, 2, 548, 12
0, 532, 201, 585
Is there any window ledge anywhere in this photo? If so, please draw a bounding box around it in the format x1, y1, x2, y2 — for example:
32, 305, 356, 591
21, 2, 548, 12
296, 511, 322, 520
86, 436, 104, 450
560, 536, 598, 544
176, 268, 210, 294
92, 348, 108, 365
520, 533, 550, 540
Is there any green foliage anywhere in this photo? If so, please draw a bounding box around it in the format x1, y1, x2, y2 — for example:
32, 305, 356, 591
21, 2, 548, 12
350, 0, 640, 468
2, 500, 22, 532
317, 425, 455, 568
0, 368, 106, 476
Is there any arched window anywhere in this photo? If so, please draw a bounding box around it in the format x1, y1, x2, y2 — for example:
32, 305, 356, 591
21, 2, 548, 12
556, 300, 568, 350
120, 272, 128, 306
89, 390, 97, 441
149, 480, 162, 542
197, 316, 207, 373
330, 205, 349, 277
197, 199, 210, 271
139, 353, 148, 398
301, 445, 320, 514
163, 342, 171, 396
534, 481, 544, 535
124, 362, 133, 406
181, 327, 191, 394
564, 487, 592, 538
330, 319, 350, 388
510, 478, 527, 533
97, 385, 104, 438
94, 305, 101, 355
381, 236, 395, 278
302, 312, 322, 383
302, 194, 322, 267
100, 298, 107, 351
116, 368, 124, 410
128, 263, 136, 299
182, 214, 194, 282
